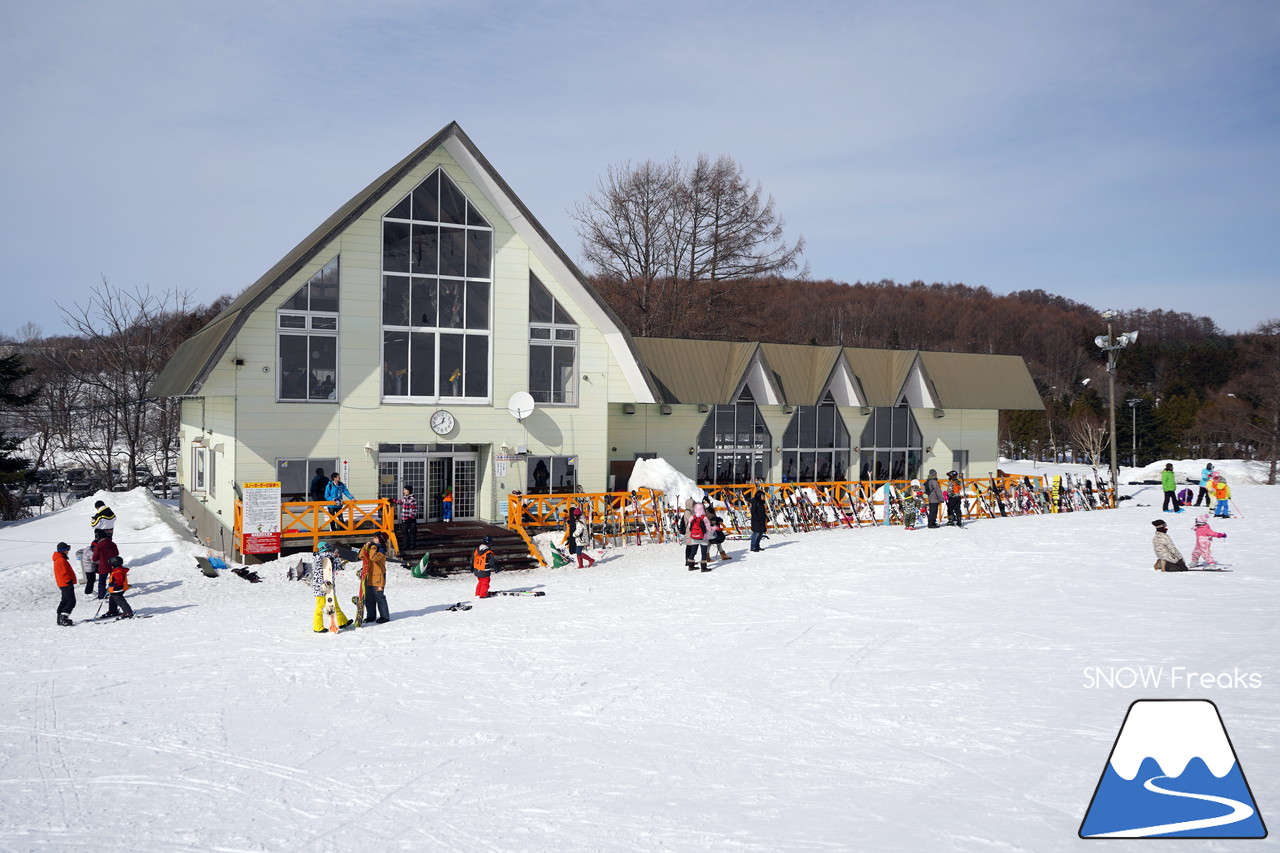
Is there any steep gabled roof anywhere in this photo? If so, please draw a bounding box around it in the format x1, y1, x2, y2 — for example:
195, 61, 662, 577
630, 338, 762, 404
758, 343, 843, 406
842, 348, 918, 407
917, 351, 1044, 410
151, 122, 657, 401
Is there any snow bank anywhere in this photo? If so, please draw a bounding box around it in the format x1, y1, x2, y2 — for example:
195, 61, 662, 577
627, 456, 704, 507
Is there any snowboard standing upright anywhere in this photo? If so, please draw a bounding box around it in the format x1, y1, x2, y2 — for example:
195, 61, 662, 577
353, 556, 368, 628
322, 554, 340, 634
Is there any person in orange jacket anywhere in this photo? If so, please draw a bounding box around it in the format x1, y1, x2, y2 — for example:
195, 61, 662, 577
53, 542, 77, 627
472, 536, 497, 598
102, 556, 134, 619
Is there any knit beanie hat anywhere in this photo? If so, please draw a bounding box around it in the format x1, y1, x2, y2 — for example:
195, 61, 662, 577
56, 542, 70, 552
1196, 514, 1209, 526
1151, 520, 1167, 529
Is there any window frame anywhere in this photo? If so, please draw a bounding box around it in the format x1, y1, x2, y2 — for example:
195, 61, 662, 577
277, 257, 340, 403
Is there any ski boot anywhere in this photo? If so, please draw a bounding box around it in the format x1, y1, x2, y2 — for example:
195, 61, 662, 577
57, 613, 74, 627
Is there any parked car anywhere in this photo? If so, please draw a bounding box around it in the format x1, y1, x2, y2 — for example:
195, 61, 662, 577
22, 492, 44, 507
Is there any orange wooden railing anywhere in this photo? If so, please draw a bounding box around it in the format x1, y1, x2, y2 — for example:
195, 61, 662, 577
234, 498, 399, 558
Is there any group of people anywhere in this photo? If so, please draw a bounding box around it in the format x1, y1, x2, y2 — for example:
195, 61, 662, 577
308, 532, 392, 632
1151, 513, 1229, 571
1163, 463, 1233, 517
51, 501, 133, 626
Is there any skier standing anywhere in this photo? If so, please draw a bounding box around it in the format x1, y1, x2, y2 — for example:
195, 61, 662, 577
1190, 514, 1226, 567
748, 489, 768, 552
359, 532, 391, 623
1210, 473, 1232, 518
1194, 463, 1214, 508
472, 536, 497, 598
53, 542, 77, 627
1161, 463, 1182, 513
90, 500, 116, 540
924, 470, 944, 528
102, 556, 134, 619
945, 471, 964, 527
1151, 520, 1188, 572
310, 542, 353, 632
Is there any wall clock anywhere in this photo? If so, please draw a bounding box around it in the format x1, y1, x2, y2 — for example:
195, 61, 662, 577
430, 410, 456, 435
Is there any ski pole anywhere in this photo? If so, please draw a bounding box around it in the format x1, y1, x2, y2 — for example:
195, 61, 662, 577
1228, 499, 1245, 519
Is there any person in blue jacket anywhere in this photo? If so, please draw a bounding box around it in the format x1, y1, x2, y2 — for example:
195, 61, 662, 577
1194, 462, 1214, 508
324, 472, 354, 531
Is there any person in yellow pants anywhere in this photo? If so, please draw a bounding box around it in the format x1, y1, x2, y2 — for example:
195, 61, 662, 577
310, 542, 353, 632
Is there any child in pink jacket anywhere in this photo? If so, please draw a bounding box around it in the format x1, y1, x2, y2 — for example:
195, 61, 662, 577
1191, 514, 1227, 567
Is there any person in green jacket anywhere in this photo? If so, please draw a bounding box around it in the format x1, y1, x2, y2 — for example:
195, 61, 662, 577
1161, 463, 1183, 513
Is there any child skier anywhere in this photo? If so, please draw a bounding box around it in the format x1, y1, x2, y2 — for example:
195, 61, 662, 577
1210, 473, 1232, 518
310, 541, 353, 632
1190, 514, 1227, 567
1151, 520, 1188, 572
901, 480, 923, 530
441, 487, 453, 522
102, 555, 134, 619
683, 500, 711, 571
80, 540, 98, 596
563, 506, 595, 568
472, 536, 497, 597
945, 471, 964, 527
54, 542, 77, 626
706, 507, 731, 561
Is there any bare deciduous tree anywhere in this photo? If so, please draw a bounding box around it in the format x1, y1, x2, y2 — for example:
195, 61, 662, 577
573, 154, 805, 338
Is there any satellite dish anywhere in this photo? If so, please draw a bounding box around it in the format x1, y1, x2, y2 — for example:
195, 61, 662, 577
507, 391, 535, 422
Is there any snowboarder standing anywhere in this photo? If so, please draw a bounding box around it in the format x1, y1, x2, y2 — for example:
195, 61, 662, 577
924, 470, 944, 528
359, 532, 391, 624
53, 542, 77, 626
310, 542, 353, 632
1151, 520, 1188, 572
748, 488, 768, 552
1190, 514, 1227, 567
102, 556, 134, 619
90, 500, 116, 540
472, 536, 497, 598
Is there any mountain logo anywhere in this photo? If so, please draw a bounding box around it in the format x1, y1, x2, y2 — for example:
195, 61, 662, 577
1080, 699, 1267, 838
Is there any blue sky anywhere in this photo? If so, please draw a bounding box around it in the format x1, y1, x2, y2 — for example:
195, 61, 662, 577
2, 0, 1277, 338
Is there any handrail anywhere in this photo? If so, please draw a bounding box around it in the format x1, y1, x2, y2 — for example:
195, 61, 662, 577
233, 498, 399, 558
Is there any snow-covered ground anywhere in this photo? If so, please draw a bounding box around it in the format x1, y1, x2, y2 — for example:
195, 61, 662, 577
0, 460, 1275, 851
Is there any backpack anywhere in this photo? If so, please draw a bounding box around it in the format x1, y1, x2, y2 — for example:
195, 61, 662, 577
689, 515, 706, 540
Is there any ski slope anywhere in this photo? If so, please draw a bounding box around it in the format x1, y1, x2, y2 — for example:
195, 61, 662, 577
0, 460, 1276, 852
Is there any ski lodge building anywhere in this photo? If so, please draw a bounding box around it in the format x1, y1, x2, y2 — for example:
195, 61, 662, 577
151, 122, 1043, 548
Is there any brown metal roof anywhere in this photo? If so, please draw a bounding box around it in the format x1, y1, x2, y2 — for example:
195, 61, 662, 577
918, 351, 1044, 410
630, 338, 760, 404
150, 312, 238, 397
841, 348, 919, 406
758, 343, 843, 405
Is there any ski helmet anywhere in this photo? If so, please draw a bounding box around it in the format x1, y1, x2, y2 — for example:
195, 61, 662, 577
947, 471, 958, 478
481, 535, 493, 546
108, 556, 124, 567
317, 540, 330, 551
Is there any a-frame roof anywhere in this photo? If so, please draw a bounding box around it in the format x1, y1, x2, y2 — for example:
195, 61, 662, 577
630, 338, 761, 404
758, 343, 843, 406
152, 122, 657, 401
917, 351, 1044, 410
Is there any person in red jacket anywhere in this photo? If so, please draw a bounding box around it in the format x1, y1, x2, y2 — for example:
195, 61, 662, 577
53, 542, 77, 627
94, 535, 119, 601
102, 556, 134, 619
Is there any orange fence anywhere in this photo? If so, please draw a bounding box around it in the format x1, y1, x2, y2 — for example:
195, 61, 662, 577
505, 474, 1113, 564
233, 499, 398, 558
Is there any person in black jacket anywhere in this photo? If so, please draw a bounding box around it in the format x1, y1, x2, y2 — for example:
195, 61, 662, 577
308, 467, 328, 502
924, 471, 944, 528
749, 488, 768, 552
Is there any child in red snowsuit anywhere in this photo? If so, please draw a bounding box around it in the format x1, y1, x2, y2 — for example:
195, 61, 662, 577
1191, 514, 1227, 567
472, 537, 496, 598
103, 556, 134, 619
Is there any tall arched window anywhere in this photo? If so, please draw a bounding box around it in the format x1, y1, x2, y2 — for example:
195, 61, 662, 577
781, 393, 849, 482
858, 404, 923, 481
695, 388, 771, 485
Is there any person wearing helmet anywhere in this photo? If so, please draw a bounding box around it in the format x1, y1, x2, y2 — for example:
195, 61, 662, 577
472, 536, 498, 598
53, 542, 77, 627
102, 555, 134, 619
945, 471, 964, 527
94, 533, 120, 600
311, 541, 353, 632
